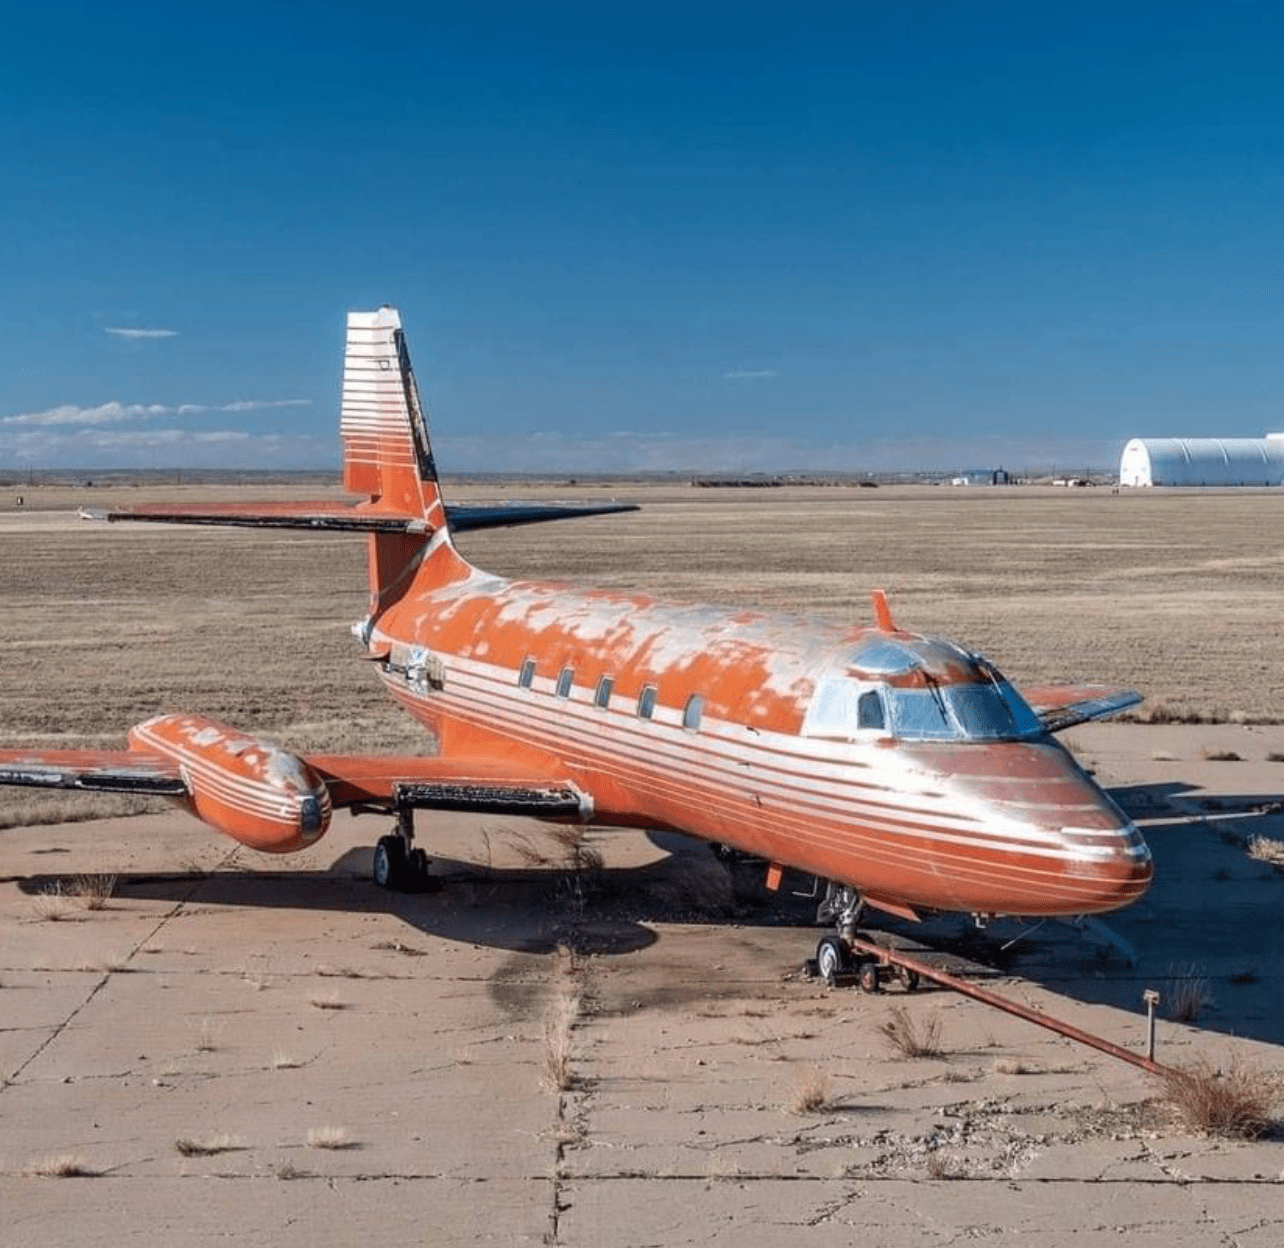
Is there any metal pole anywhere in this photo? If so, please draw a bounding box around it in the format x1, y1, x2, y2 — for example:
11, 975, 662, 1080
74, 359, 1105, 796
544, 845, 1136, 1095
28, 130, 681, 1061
848, 936, 1171, 1077
1142, 989, 1160, 1062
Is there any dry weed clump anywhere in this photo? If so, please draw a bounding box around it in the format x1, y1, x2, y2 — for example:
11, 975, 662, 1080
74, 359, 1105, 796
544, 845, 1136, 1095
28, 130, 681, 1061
878, 1004, 944, 1058
791, 1069, 833, 1114
925, 1150, 961, 1180
1247, 835, 1284, 867
27, 1153, 99, 1177
543, 989, 582, 1092
1266, 752, 1284, 763
69, 873, 117, 909
30, 885, 77, 922
308, 992, 347, 1010
991, 1056, 1030, 1075
1165, 966, 1213, 1024
175, 1134, 242, 1156
1160, 1057, 1279, 1140
1202, 747, 1243, 762
306, 1126, 356, 1150
188, 1016, 223, 1052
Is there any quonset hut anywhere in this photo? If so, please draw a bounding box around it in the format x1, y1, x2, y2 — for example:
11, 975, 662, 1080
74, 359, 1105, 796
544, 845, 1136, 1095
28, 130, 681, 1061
1119, 436, 1284, 487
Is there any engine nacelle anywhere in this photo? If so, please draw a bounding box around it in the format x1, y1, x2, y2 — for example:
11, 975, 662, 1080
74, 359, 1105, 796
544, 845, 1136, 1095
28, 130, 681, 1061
128, 714, 331, 853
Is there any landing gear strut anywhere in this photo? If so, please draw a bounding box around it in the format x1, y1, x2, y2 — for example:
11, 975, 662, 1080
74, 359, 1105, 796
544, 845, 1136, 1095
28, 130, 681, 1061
805, 882, 917, 993
372, 801, 439, 893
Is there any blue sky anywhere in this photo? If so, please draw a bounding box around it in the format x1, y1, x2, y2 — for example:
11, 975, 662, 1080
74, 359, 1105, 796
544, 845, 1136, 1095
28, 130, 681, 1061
2, 2, 1283, 472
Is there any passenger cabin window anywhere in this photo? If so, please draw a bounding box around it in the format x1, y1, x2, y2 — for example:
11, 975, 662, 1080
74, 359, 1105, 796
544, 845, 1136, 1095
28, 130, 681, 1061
595, 676, 614, 709
556, 667, 574, 699
637, 685, 657, 719
518, 658, 536, 689
682, 694, 705, 731
857, 689, 884, 731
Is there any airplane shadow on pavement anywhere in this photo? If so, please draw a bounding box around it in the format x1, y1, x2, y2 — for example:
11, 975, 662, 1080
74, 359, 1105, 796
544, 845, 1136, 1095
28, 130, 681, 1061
16, 775, 1284, 1049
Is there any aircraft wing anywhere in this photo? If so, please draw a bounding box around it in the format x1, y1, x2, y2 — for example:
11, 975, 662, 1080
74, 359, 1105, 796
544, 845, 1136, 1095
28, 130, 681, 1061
0, 749, 187, 795
0, 735, 588, 847
1021, 685, 1143, 734
88, 500, 637, 533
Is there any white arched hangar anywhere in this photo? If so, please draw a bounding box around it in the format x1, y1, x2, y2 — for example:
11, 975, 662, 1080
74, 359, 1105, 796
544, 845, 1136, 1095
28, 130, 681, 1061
1119, 436, 1284, 487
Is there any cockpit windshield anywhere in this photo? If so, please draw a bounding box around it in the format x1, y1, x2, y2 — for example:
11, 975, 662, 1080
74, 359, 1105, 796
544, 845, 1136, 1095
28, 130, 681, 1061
881, 673, 1043, 742
802, 640, 1044, 744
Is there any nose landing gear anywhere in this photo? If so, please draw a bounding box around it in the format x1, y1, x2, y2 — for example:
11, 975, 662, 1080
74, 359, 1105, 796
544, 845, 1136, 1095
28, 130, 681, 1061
805, 882, 919, 992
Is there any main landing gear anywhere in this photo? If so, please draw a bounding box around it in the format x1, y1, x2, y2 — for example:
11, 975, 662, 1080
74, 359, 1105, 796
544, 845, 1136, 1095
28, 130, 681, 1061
372, 803, 440, 894
805, 882, 919, 993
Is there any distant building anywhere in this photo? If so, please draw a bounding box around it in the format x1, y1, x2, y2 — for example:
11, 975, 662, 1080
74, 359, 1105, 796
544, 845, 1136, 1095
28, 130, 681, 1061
1119, 436, 1284, 487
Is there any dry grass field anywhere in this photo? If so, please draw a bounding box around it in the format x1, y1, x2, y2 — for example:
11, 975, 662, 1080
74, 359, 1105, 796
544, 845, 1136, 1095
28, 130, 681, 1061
4, 479, 1282, 824
2, 480, 1281, 751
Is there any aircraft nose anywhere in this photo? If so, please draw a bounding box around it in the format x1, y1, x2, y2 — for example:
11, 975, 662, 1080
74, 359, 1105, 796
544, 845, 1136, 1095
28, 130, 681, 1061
1057, 820, 1154, 905
898, 739, 1153, 913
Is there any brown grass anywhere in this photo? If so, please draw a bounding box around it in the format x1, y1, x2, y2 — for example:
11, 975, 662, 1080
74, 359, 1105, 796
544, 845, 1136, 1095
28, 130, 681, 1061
30, 885, 77, 921
188, 1016, 222, 1052
175, 1133, 242, 1156
308, 992, 347, 1010
306, 1125, 356, 1150
1202, 747, 1243, 762
925, 1151, 960, 1179
542, 989, 581, 1092
1247, 835, 1284, 867
5, 487, 1284, 769
69, 873, 117, 909
1165, 966, 1213, 1024
1159, 1057, 1279, 1139
27, 1153, 99, 1177
878, 1003, 944, 1058
791, 1069, 833, 1114
991, 1056, 1030, 1075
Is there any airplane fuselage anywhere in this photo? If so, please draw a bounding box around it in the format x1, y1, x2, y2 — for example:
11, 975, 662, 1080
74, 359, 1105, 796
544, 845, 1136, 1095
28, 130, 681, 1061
368, 537, 1153, 920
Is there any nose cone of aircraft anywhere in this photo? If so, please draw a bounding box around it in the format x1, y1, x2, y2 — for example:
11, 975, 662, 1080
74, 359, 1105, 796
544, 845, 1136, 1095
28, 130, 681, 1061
898, 738, 1153, 916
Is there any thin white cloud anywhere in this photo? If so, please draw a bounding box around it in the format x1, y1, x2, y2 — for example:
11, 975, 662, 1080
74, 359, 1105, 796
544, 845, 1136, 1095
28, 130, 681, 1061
104, 326, 179, 339
2, 398, 312, 426
723, 369, 779, 381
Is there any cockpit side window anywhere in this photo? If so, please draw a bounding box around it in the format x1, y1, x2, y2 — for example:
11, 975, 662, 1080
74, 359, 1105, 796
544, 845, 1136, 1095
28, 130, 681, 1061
857, 689, 885, 731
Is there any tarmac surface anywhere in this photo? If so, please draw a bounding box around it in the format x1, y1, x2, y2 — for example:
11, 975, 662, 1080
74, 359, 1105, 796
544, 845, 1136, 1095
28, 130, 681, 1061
3, 723, 1284, 1246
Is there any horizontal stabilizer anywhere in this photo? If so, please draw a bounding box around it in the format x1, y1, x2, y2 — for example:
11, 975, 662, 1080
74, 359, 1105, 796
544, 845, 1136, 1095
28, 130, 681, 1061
88, 499, 637, 534
1022, 686, 1143, 734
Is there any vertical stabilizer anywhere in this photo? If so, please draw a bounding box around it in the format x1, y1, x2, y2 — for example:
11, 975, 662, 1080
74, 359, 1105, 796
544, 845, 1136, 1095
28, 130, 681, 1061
341, 307, 446, 529
341, 308, 467, 635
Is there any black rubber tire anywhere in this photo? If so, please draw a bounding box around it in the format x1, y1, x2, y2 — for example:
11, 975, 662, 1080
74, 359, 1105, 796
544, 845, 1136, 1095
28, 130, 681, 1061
373, 835, 408, 890
858, 961, 881, 993
895, 964, 920, 993
815, 936, 852, 985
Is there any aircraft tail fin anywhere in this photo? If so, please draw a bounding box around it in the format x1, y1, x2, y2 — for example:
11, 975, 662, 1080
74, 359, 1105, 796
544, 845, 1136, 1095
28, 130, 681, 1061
341, 307, 447, 531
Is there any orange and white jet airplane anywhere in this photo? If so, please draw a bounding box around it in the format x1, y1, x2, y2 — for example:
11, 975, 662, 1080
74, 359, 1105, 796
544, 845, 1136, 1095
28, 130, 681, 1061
0, 308, 1152, 975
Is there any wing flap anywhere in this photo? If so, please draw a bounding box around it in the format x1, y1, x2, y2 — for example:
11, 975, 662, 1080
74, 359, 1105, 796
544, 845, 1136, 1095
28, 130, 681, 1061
0, 749, 186, 795
1022, 686, 1143, 734
307, 754, 590, 816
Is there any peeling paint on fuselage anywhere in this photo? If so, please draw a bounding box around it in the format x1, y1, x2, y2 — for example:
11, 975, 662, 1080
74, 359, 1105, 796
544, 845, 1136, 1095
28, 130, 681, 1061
364, 539, 1153, 919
